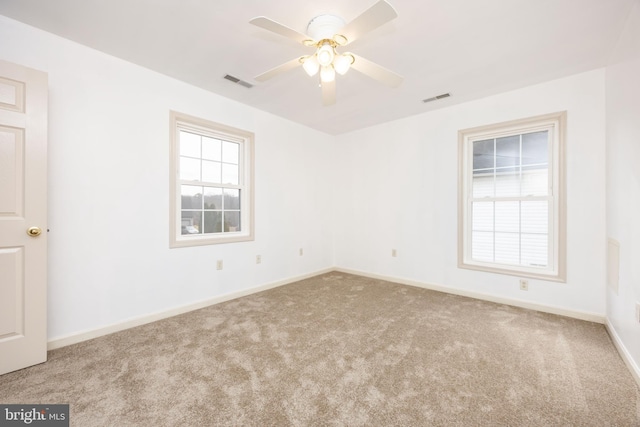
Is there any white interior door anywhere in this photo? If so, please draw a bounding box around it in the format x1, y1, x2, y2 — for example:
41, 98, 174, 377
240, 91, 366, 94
0, 60, 48, 375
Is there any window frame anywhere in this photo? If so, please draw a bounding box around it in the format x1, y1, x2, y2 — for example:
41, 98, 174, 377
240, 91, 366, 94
169, 111, 254, 248
458, 112, 566, 282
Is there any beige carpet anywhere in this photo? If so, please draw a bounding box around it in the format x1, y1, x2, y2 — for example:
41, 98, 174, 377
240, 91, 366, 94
1, 272, 639, 426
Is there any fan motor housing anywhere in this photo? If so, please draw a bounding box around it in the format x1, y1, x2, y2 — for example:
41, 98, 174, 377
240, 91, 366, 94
306, 14, 346, 41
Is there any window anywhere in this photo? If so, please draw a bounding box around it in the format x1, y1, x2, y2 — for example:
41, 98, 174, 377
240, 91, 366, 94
170, 111, 254, 247
458, 112, 566, 281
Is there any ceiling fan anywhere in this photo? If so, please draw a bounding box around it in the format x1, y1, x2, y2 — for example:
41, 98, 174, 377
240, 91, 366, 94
249, 0, 403, 106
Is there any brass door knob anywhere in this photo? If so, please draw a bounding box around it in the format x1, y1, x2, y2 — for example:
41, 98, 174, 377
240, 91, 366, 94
27, 227, 42, 237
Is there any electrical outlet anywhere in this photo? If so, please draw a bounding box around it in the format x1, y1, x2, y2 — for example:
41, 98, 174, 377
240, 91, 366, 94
256, 255, 261, 264
392, 249, 397, 257
519, 279, 529, 291
299, 248, 304, 256
216, 260, 223, 270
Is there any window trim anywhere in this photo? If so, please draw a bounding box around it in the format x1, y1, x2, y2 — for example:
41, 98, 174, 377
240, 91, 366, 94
457, 111, 566, 282
169, 111, 255, 248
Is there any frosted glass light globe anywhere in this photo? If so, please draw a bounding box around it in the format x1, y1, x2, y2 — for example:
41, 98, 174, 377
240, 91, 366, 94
317, 43, 335, 67
320, 65, 335, 82
302, 55, 320, 76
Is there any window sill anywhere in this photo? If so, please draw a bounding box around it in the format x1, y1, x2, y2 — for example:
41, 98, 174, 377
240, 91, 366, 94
458, 260, 566, 283
170, 232, 254, 248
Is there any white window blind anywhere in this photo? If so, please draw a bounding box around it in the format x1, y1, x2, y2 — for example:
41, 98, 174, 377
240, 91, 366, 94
458, 113, 565, 281
471, 131, 549, 267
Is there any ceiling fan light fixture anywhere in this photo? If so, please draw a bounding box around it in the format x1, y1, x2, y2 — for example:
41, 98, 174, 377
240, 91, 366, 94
320, 65, 336, 83
302, 55, 320, 76
250, 1, 403, 106
316, 42, 335, 67
333, 53, 354, 75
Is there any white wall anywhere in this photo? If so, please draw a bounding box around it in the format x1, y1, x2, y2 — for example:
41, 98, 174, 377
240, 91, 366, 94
334, 69, 607, 318
606, 0, 640, 375
0, 13, 622, 345
0, 16, 335, 341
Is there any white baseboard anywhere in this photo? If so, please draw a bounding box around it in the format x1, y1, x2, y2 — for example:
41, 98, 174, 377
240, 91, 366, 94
605, 319, 640, 388
334, 267, 606, 324
47, 267, 334, 350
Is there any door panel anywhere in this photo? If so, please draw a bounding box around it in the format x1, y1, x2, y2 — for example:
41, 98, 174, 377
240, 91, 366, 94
0, 76, 25, 112
0, 126, 24, 215
0, 248, 23, 337
0, 60, 48, 375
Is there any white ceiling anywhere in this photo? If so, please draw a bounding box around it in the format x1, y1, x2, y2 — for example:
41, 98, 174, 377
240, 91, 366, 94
0, 0, 635, 134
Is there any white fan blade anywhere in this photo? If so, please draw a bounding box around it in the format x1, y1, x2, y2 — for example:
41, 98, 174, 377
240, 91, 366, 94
339, 0, 398, 45
350, 54, 403, 88
321, 80, 336, 106
250, 17, 311, 44
254, 57, 302, 82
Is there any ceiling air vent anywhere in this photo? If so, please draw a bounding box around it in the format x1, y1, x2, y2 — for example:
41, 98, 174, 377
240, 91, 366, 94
422, 93, 451, 103
223, 74, 253, 89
